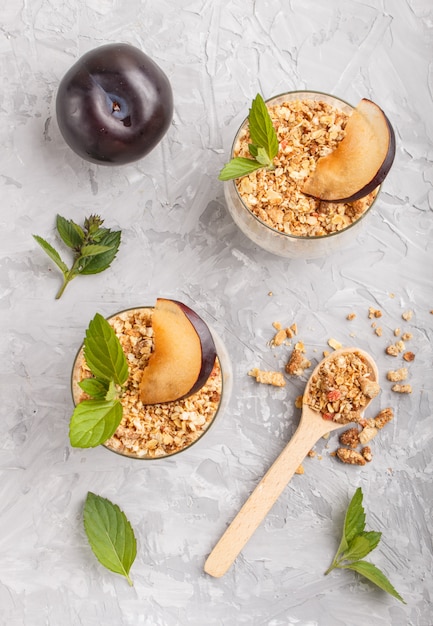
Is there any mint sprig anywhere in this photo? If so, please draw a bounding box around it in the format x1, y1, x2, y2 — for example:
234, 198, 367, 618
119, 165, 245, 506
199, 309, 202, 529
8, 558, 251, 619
325, 488, 406, 603
218, 93, 279, 181
83, 492, 137, 586
34, 214, 121, 299
69, 313, 129, 448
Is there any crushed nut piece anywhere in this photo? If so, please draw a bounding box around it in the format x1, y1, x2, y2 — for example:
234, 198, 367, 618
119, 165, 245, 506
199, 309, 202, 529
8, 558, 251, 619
386, 341, 405, 356
346, 313, 356, 321
401, 332, 413, 341
387, 367, 408, 382
295, 395, 303, 409
402, 310, 413, 321
272, 321, 282, 330
308, 450, 316, 458
361, 446, 373, 462
368, 307, 382, 319
403, 351, 415, 362
373, 407, 394, 429
248, 368, 286, 387
394, 328, 401, 337
285, 348, 311, 376
375, 327, 383, 337
392, 384, 412, 394
339, 427, 360, 448
272, 328, 287, 346
328, 338, 343, 350
336, 448, 366, 465
359, 426, 378, 444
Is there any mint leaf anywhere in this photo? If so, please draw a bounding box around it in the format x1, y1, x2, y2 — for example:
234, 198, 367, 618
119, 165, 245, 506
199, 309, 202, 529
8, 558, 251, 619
83, 492, 137, 586
33, 235, 69, 275
345, 561, 406, 604
79, 231, 121, 275
219, 93, 279, 181
56, 215, 84, 249
33, 214, 121, 299
248, 93, 279, 160
343, 531, 382, 562
78, 377, 110, 400
69, 399, 123, 447
218, 157, 265, 181
83, 313, 129, 385
344, 487, 366, 545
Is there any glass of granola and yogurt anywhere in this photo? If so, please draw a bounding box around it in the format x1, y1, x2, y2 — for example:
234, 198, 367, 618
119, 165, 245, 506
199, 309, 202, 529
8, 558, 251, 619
224, 91, 380, 258
71, 306, 232, 459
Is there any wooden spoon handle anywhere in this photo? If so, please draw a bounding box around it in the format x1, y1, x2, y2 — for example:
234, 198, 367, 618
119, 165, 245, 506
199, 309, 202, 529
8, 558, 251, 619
204, 419, 323, 578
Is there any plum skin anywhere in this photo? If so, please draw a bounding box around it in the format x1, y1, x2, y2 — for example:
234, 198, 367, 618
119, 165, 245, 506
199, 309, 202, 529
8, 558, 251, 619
56, 43, 173, 165
172, 300, 218, 399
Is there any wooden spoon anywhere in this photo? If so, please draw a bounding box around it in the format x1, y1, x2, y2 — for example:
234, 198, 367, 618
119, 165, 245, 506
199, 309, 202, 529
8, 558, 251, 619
204, 347, 379, 578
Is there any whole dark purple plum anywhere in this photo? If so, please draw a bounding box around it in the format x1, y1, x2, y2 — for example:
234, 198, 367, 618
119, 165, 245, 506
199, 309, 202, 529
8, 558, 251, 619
56, 43, 173, 165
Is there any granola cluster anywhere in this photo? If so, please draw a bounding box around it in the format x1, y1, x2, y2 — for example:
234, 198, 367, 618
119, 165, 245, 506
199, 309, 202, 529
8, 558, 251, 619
336, 407, 394, 465
73, 308, 222, 458
234, 99, 377, 237
304, 350, 380, 425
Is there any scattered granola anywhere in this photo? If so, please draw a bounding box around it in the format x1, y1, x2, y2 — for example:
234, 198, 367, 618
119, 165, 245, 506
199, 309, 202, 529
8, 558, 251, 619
358, 425, 378, 445
386, 340, 406, 356
402, 310, 413, 321
391, 384, 412, 394
368, 307, 382, 319
403, 351, 415, 362
248, 368, 286, 387
295, 464, 305, 475
336, 448, 366, 466
272, 328, 287, 346
328, 338, 343, 350
339, 427, 360, 448
347, 312, 356, 321
361, 446, 373, 462
73, 308, 223, 459
285, 348, 311, 376
234, 98, 378, 237
372, 407, 394, 429
305, 350, 380, 424
401, 332, 413, 341
387, 368, 408, 382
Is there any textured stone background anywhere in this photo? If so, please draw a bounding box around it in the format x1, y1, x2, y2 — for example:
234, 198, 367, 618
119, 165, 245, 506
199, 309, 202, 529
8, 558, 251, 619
0, 1, 432, 624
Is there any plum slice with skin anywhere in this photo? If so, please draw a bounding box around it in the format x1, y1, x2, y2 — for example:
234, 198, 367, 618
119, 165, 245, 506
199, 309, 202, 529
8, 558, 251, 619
139, 298, 217, 405
302, 98, 396, 203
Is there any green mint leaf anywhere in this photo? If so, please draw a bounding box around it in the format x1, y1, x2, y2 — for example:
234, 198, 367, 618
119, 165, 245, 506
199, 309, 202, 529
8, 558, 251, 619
345, 560, 406, 604
218, 157, 265, 181
343, 531, 382, 562
248, 93, 279, 160
83, 492, 137, 586
83, 313, 129, 385
33, 235, 69, 275
56, 215, 85, 249
255, 146, 274, 168
79, 244, 115, 259
79, 231, 121, 275
344, 487, 366, 546
69, 399, 123, 447
78, 377, 110, 400
105, 380, 119, 402
248, 143, 259, 157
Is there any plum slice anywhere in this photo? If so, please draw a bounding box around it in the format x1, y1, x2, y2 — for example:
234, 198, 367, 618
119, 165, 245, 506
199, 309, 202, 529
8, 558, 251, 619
302, 98, 396, 203
139, 298, 217, 405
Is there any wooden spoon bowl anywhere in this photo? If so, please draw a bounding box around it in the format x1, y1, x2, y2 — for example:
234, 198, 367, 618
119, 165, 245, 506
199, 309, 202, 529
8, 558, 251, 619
204, 347, 379, 578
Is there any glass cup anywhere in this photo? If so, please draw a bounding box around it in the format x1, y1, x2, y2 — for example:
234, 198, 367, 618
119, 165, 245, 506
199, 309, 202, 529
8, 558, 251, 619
71, 306, 232, 459
224, 91, 380, 259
